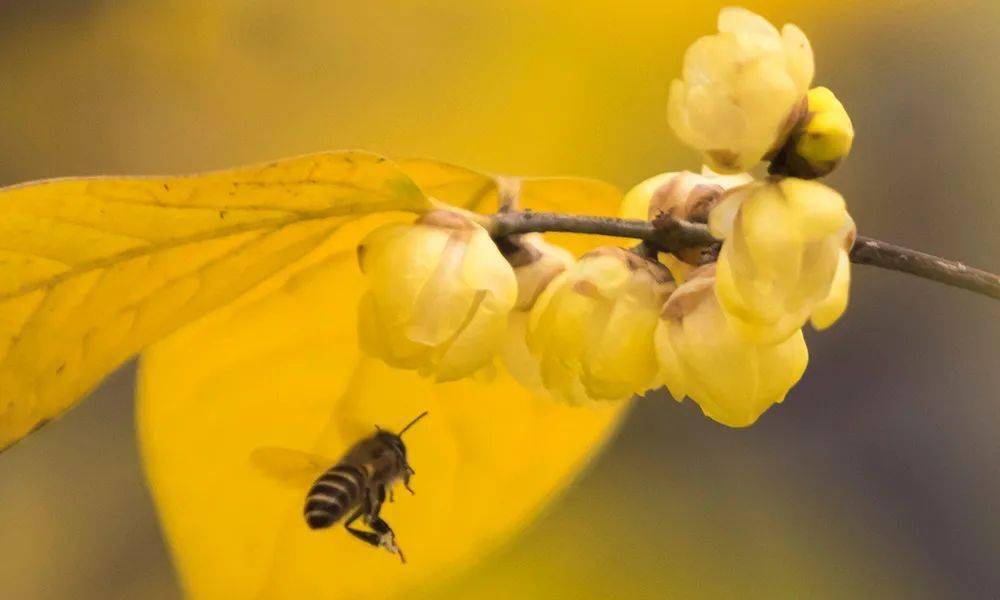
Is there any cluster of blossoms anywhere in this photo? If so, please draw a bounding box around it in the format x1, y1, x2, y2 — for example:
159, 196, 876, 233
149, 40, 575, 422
356, 7, 856, 427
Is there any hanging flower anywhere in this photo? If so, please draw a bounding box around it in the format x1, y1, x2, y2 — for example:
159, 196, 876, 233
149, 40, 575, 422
655, 265, 809, 427
498, 234, 577, 395
357, 209, 518, 381
708, 177, 854, 344
668, 7, 814, 173
526, 247, 675, 403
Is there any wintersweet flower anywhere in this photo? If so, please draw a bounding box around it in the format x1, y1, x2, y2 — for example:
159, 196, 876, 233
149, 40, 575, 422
499, 234, 576, 395
357, 209, 517, 381
668, 7, 814, 173
526, 247, 675, 403
709, 177, 854, 344
655, 264, 809, 427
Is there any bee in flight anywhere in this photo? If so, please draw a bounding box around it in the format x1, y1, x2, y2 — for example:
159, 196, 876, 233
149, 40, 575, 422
251, 411, 428, 563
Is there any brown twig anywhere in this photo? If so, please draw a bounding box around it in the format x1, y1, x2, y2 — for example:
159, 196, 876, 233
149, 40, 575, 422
488, 211, 1000, 300
848, 236, 999, 299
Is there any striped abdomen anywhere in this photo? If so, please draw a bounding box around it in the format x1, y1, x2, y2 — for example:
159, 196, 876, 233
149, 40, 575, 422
304, 464, 366, 529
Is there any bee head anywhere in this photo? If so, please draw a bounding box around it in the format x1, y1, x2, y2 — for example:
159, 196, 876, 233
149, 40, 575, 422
372, 411, 427, 463
374, 429, 408, 459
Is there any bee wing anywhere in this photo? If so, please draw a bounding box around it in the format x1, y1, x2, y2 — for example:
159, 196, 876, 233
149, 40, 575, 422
249, 446, 331, 489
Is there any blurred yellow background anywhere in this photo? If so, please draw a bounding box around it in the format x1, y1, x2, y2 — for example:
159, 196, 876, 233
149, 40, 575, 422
1, 0, 997, 598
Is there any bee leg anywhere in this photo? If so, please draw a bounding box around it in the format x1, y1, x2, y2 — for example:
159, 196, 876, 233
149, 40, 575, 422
344, 505, 405, 563
369, 517, 406, 564
345, 525, 383, 549
344, 505, 366, 529
363, 486, 385, 524
403, 467, 416, 495
345, 504, 384, 549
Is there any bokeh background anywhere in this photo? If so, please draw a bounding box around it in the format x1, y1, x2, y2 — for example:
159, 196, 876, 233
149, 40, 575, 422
1, 0, 997, 598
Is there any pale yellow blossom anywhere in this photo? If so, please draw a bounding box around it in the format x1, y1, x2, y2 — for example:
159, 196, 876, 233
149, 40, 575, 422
709, 178, 854, 344
526, 247, 675, 403
655, 265, 809, 427
499, 234, 576, 394
358, 209, 517, 381
668, 7, 814, 172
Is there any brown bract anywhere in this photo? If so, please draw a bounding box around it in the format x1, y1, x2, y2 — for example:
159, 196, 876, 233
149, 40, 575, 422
660, 264, 717, 322
645, 172, 734, 265
495, 234, 541, 268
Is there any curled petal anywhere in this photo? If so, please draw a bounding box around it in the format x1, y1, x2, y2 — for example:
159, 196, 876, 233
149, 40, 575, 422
810, 249, 851, 330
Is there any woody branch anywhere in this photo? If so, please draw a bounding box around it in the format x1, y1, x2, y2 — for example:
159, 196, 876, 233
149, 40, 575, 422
487, 210, 1000, 300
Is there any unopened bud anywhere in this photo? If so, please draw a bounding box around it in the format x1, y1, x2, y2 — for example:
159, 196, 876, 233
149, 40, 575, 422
770, 86, 855, 179
621, 170, 751, 266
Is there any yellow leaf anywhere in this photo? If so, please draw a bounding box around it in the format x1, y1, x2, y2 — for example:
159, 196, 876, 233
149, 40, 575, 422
395, 158, 627, 256
0, 151, 429, 451
137, 158, 630, 597
395, 157, 499, 212
376, 162, 629, 387
138, 247, 627, 599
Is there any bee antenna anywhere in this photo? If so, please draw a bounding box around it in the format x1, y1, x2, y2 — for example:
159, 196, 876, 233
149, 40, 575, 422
398, 411, 429, 436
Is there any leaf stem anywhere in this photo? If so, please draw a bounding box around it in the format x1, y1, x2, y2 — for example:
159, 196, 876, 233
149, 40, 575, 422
487, 211, 1000, 300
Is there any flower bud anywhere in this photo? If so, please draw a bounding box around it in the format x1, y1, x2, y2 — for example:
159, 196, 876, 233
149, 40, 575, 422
708, 178, 853, 344
526, 247, 675, 403
668, 7, 814, 173
655, 265, 809, 427
620, 169, 752, 273
357, 210, 517, 382
620, 169, 753, 224
770, 86, 855, 179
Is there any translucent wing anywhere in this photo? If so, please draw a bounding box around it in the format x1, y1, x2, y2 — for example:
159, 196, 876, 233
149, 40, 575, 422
249, 446, 333, 489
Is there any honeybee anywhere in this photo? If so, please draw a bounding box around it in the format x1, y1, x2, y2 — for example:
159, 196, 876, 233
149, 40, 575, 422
251, 411, 428, 563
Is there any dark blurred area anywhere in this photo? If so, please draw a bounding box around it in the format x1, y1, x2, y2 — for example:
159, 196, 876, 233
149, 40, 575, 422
0, 1, 997, 598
